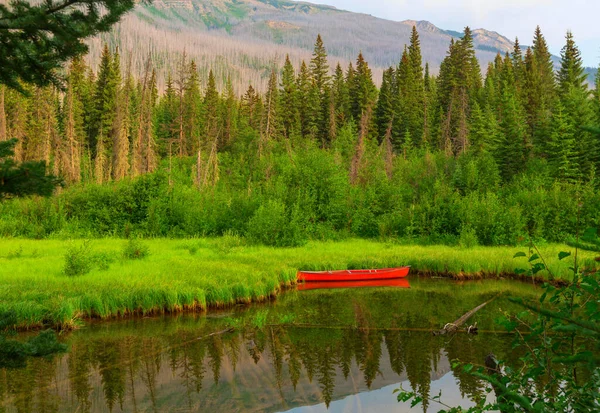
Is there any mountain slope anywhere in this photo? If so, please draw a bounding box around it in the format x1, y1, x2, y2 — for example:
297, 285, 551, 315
84, 0, 571, 92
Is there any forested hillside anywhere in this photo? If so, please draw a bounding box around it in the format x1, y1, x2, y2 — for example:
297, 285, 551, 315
0, 25, 599, 246
80, 0, 531, 92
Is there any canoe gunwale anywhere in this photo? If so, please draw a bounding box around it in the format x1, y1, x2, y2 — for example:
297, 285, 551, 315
297, 266, 410, 282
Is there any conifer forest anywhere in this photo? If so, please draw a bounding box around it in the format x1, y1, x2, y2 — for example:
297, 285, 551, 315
1, 26, 599, 246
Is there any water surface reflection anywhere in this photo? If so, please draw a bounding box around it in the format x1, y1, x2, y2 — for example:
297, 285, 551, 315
0, 279, 535, 412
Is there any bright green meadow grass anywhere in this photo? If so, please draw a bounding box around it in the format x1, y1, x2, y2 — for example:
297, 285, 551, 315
0, 238, 596, 329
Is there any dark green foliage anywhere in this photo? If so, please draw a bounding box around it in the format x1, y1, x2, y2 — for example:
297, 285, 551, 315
0, 0, 135, 93
0, 329, 66, 369
0, 139, 62, 199
246, 200, 307, 247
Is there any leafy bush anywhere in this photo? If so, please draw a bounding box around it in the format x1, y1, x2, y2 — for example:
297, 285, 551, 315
63, 241, 93, 276
246, 200, 307, 247
122, 238, 150, 260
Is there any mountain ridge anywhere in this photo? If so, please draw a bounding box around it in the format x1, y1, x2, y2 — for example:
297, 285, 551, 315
84, 0, 595, 92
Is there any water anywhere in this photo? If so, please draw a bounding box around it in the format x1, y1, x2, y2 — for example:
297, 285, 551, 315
0, 278, 538, 412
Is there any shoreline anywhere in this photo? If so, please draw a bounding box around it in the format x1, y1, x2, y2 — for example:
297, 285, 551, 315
0, 238, 594, 331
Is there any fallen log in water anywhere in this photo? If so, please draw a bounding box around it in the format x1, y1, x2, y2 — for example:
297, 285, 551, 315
433, 295, 500, 336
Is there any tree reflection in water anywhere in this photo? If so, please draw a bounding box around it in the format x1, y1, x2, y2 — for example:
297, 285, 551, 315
0, 280, 536, 412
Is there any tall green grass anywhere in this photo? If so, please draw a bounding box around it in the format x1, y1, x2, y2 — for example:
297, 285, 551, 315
0, 238, 596, 330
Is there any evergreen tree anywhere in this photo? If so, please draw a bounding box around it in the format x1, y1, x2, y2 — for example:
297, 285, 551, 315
375, 67, 394, 142
241, 84, 260, 130
280, 55, 299, 139
154, 73, 178, 159
0, 0, 135, 92
436, 28, 482, 154
204, 69, 220, 150
222, 76, 238, 147
184, 60, 203, 154
511, 38, 524, 94
406, 26, 425, 144
297, 61, 317, 139
309, 35, 331, 144
548, 100, 577, 181
525, 26, 557, 153
263, 68, 282, 146
112, 60, 132, 181
557, 31, 595, 178
0, 139, 61, 199
557, 31, 588, 95
350, 52, 377, 121
92, 45, 120, 183
332, 63, 350, 125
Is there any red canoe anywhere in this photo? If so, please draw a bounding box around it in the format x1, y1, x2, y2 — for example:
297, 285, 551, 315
298, 278, 410, 291
297, 266, 410, 282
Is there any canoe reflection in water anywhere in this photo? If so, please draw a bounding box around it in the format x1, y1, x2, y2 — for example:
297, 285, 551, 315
298, 278, 410, 291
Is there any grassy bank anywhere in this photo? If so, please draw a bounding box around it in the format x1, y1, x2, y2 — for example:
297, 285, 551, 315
0, 238, 597, 330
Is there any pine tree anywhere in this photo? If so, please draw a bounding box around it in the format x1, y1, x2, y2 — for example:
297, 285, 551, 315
263, 68, 282, 149
548, 100, 577, 181
222, 76, 238, 147
297, 61, 317, 139
436, 28, 482, 155
280, 56, 299, 139
309, 35, 331, 144
511, 38, 524, 94
61, 59, 87, 183
332, 63, 350, 127
204, 69, 220, 151
557, 31, 588, 95
184, 60, 203, 154
406, 26, 425, 144
92, 45, 120, 183
112, 58, 132, 181
557, 31, 595, 178
525, 26, 557, 153
375, 67, 394, 142
496, 87, 527, 180
241, 84, 260, 129
175, 52, 189, 157
350, 52, 377, 122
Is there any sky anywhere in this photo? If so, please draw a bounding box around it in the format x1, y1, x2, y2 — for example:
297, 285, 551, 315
309, 0, 600, 67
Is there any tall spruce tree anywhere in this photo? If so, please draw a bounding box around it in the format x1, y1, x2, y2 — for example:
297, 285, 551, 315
184, 60, 203, 154
375, 67, 395, 142
557, 31, 595, 178
406, 26, 425, 145
548, 100, 577, 181
280, 55, 299, 140
204, 70, 220, 150
309, 35, 331, 145
525, 26, 557, 154
350, 52, 377, 122
222, 76, 238, 147
436, 28, 482, 154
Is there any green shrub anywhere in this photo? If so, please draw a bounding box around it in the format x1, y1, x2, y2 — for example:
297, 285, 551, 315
246, 200, 307, 247
122, 238, 150, 260
63, 241, 93, 276
459, 225, 479, 248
